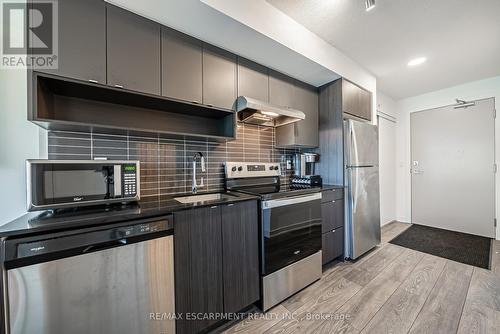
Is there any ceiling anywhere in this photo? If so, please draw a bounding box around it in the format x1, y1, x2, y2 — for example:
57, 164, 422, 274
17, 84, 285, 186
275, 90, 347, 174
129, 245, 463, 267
267, 0, 500, 99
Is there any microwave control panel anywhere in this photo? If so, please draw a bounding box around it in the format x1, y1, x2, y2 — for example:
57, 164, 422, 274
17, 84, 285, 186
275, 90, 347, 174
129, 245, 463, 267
122, 164, 138, 197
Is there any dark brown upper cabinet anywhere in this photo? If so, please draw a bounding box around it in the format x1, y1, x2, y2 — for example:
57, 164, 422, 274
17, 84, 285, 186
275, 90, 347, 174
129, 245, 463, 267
33, 0, 106, 83
342, 79, 372, 121
269, 70, 295, 108
106, 4, 161, 95
276, 81, 319, 148
237, 57, 269, 102
202, 44, 237, 110
161, 28, 203, 103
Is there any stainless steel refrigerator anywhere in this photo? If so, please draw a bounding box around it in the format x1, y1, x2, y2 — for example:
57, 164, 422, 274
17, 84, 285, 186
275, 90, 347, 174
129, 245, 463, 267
344, 119, 381, 260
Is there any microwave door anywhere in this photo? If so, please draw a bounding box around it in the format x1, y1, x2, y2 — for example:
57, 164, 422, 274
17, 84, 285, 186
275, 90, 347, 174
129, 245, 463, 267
49, 165, 111, 203
28, 163, 113, 210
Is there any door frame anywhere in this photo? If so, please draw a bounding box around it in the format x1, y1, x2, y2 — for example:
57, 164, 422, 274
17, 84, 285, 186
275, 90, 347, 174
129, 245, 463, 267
409, 97, 497, 238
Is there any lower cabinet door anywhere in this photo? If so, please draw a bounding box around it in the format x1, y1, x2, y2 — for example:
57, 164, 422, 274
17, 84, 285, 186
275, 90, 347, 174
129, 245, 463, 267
221, 201, 260, 313
174, 206, 223, 334
322, 227, 344, 265
321, 199, 344, 233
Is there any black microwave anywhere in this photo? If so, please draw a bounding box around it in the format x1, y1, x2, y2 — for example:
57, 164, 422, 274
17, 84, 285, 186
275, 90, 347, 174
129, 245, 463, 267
26, 160, 140, 211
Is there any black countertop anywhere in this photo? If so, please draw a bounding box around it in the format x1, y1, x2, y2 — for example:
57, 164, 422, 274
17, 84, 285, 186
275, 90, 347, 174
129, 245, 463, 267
0, 184, 344, 238
0, 191, 258, 238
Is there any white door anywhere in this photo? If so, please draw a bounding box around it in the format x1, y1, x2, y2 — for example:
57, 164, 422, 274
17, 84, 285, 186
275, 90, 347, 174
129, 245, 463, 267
411, 98, 495, 238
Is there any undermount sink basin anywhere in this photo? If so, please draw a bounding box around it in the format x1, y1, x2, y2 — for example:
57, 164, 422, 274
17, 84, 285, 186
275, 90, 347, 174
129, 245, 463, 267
174, 193, 235, 204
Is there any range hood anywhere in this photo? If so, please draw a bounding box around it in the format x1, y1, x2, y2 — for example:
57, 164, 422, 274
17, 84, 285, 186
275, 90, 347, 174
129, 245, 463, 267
236, 96, 305, 127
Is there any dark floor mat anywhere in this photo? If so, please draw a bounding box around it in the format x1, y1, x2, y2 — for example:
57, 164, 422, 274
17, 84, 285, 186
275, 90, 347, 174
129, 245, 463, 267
389, 224, 492, 269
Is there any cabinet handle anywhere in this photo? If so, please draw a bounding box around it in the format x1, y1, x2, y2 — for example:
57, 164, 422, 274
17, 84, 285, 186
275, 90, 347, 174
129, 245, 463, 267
227, 203, 234, 207
191, 100, 200, 104
114, 84, 124, 89
88, 79, 98, 84
332, 200, 336, 203
210, 206, 218, 209
206, 103, 214, 107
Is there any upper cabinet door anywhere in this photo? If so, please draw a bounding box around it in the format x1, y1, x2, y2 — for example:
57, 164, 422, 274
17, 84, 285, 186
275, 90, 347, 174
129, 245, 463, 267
342, 79, 372, 121
106, 5, 161, 95
202, 45, 237, 110
357, 87, 372, 121
237, 58, 269, 102
161, 28, 202, 103
34, 0, 106, 83
276, 81, 319, 148
269, 70, 295, 108
293, 81, 319, 147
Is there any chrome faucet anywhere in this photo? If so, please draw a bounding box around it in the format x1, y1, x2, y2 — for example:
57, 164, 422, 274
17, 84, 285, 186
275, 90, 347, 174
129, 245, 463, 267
192, 152, 206, 194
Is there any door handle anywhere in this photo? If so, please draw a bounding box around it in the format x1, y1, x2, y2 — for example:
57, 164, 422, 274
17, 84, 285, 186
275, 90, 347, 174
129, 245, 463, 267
82, 239, 127, 253
411, 169, 424, 174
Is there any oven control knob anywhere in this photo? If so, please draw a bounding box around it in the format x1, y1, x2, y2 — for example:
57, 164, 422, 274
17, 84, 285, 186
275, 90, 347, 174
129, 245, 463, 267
231, 166, 237, 172
274, 166, 279, 170
269, 166, 273, 170
238, 166, 243, 171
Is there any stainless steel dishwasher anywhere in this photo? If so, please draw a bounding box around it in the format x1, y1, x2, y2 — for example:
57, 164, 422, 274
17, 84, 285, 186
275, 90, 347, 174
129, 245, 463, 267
2, 218, 175, 334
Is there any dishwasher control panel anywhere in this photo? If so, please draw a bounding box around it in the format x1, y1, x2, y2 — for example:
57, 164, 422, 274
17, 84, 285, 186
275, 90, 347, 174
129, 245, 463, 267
8, 218, 173, 261
113, 221, 167, 238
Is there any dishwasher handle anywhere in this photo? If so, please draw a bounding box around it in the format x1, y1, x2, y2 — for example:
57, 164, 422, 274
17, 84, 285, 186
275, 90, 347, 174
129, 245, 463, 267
82, 238, 128, 254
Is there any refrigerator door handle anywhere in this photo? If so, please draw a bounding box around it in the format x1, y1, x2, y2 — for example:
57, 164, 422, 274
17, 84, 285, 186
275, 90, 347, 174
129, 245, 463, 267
350, 121, 361, 167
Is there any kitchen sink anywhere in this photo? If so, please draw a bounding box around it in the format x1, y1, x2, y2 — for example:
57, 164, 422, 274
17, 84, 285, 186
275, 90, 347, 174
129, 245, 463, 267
174, 193, 236, 204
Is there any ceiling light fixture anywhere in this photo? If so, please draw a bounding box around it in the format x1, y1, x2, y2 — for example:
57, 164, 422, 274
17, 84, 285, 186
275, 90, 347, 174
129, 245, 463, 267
365, 0, 375, 11
407, 57, 427, 67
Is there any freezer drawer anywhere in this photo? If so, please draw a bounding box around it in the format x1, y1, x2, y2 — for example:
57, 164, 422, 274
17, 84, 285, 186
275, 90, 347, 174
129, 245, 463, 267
6, 236, 175, 334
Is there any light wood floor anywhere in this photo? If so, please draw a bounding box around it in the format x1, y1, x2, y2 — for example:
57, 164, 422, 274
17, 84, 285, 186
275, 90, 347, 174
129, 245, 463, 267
223, 222, 500, 334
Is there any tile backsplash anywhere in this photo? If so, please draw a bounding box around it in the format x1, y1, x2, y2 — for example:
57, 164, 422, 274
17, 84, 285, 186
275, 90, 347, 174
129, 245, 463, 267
48, 124, 298, 200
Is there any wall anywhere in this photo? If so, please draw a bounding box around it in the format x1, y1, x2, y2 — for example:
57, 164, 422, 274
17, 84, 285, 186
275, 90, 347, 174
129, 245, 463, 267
377, 92, 397, 226
395, 75, 500, 239
47, 124, 297, 201
0, 68, 46, 225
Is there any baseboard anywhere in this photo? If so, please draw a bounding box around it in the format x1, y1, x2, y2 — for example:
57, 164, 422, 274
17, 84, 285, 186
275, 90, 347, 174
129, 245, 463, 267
381, 220, 410, 227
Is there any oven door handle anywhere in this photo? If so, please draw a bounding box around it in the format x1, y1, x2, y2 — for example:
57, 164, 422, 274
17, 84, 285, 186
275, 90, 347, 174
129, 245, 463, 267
262, 192, 322, 209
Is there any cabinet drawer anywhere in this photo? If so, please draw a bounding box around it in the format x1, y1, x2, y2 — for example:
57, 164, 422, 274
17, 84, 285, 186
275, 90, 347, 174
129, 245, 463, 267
321, 199, 344, 233
322, 188, 344, 203
322, 227, 344, 265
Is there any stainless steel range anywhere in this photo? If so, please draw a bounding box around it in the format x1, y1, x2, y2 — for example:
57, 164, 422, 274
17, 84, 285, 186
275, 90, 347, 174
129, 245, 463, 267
225, 162, 322, 311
